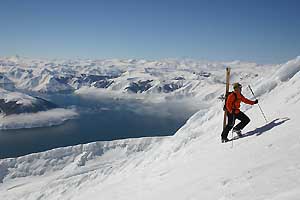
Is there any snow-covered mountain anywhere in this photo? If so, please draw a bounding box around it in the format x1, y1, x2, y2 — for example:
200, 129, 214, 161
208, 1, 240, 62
0, 88, 57, 115
0, 56, 268, 99
0, 87, 78, 130
0, 56, 300, 199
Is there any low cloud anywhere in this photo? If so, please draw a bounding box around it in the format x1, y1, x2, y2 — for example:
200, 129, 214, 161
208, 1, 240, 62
75, 87, 206, 119
0, 108, 79, 130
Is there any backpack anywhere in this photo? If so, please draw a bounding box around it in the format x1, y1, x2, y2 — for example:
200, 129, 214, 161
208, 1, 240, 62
223, 92, 237, 111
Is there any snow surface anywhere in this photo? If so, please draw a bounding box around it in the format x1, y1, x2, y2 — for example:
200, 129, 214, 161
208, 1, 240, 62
0, 88, 36, 106
0, 88, 78, 129
0, 56, 300, 199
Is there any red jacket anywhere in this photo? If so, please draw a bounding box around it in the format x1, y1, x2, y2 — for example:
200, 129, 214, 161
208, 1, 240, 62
226, 91, 255, 114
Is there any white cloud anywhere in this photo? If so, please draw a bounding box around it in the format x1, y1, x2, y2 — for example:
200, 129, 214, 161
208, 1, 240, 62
0, 108, 78, 130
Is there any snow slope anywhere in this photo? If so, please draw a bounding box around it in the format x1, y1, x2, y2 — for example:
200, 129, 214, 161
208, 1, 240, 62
0, 57, 300, 200
0, 88, 36, 106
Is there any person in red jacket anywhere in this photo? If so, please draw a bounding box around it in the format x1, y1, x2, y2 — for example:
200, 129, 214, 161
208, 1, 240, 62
221, 83, 258, 143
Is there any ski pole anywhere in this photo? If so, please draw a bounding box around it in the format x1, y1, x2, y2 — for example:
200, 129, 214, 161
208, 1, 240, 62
231, 129, 234, 148
248, 85, 268, 123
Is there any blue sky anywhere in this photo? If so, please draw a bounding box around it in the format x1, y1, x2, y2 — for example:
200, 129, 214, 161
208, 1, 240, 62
0, 0, 299, 63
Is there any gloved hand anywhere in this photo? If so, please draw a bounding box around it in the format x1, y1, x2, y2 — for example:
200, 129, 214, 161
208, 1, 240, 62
254, 99, 258, 104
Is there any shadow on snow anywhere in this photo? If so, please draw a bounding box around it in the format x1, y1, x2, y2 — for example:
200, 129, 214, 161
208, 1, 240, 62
231, 117, 290, 141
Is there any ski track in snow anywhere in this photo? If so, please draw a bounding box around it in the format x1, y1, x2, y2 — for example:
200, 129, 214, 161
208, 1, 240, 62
0, 56, 300, 199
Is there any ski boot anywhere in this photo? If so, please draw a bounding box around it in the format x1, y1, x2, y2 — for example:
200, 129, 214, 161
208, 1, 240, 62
221, 137, 230, 143
233, 129, 242, 137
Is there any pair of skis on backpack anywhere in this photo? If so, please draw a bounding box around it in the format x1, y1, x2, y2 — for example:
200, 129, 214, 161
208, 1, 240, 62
222, 67, 244, 143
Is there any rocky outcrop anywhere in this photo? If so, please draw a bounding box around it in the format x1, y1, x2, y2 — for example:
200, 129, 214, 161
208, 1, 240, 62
125, 80, 153, 93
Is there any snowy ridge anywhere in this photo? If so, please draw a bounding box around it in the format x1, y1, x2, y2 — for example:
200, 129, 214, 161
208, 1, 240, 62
0, 56, 270, 98
0, 57, 300, 199
0, 137, 161, 180
0, 88, 36, 106
0, 88, 77, 129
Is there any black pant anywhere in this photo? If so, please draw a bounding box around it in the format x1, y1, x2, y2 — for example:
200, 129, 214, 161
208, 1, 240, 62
221, 111, 250, 139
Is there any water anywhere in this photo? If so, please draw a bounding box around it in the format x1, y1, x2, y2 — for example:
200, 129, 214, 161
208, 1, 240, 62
0, 94, 196, 159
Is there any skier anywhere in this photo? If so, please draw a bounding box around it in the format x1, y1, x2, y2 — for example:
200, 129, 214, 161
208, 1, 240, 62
221, 83, 258, 143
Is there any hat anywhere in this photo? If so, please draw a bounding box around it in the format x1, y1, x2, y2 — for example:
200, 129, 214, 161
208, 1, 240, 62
233, 82, 242, 89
